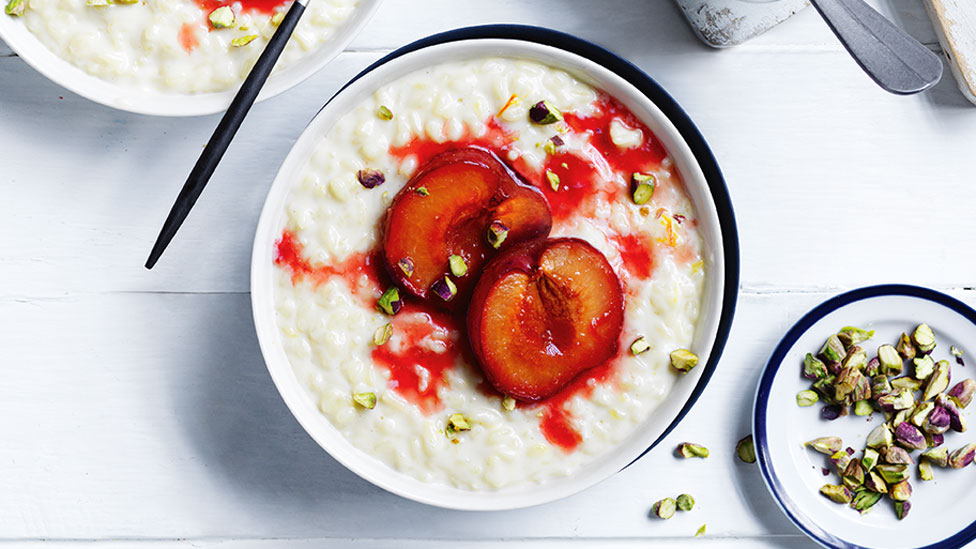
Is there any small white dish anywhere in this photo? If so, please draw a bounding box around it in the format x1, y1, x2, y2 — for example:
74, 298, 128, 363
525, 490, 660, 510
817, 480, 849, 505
755, 284, 976, 549
0, 0, 382, 117
250, 28, 737, 510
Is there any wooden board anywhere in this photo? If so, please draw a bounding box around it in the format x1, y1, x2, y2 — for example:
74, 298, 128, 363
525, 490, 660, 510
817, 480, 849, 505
925, 0, 976, 104
674, 0, 809, 47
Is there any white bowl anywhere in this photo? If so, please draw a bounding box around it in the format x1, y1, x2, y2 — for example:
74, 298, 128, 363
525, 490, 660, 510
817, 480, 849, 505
251, 35, 732, 510
0, 0, 382, 117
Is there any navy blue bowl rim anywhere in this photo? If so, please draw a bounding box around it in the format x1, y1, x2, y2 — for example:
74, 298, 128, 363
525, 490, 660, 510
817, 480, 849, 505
322, 24, 740, 471
754, 283, 976, 549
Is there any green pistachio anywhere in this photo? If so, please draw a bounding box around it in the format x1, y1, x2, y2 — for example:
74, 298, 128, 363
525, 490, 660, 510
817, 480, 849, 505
5, 0, 25, 16
397, 257, 414, 278
209, 6, 235, 28
352, 392, 377, 409
676, 494, 695, 511
819, 334, 846, 363
415, 186, 430, 197
876, 464, 910, 484
676, 442, 709, 459
877, 344, 902, 376
897, 332, 916, 360
866, 424, 892, 449
842, 460, 865, 488
545, 169, 560, 191
891, 408, 911, 429
736, 435, 756, 464
911, 401, 934, 427
696, 524, 706, 537
819, 484, 852, 504
894, 501, 911, 520
652, 497, 676, 519
863, 471, 887, 493
448, 254, 467, 277
890, 376, 922, 392
850, 490, 882, 514
486, 220, 509, 248
529, 100, 563, 124
918, 458, 935, 481
839, 326, 875, 347
921, 446, 949, 467
630, 336, 651, 356
797, 390, 819, 407
376, 287, 401, 316
913, 355, 935, 381
803, 353, 829, 380
922, 360, 951, 402
861, 447, 880, 472
445, 413, 471, 437
854, 400, 873, 416
670, 349, 699, 373
631, 173, 657, 206
231, 34, 259, 47
376, 105, 394, 121
889, 479, 912, 502
912, 323, 936, 353
805, 436, 843, 455
373, 323, 392, 346
841, 345, 868, 370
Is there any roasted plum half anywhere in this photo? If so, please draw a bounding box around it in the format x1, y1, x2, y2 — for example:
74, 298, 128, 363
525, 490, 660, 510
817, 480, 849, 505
382, 147, 552, 308
467, 237, 625, 401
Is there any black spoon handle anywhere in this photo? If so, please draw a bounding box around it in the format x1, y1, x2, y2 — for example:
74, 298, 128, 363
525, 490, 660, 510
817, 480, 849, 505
810, 0, 942, 95
146, 0, 308, 270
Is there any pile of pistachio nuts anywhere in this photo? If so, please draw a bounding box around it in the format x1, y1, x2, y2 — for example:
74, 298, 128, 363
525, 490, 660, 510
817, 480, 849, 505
798, 324, 975, 519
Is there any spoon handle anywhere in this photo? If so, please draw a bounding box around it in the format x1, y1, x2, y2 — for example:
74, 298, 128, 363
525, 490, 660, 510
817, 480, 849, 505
146, 0, 308, 269
810, 0, 943, 95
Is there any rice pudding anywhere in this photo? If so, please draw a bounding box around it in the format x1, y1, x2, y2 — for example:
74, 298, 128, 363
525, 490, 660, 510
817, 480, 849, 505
8, 0, 359, 94
271, 57, 706, 490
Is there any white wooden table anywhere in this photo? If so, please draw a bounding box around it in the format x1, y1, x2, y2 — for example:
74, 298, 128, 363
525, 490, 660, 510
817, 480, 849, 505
3, 1, 975, 547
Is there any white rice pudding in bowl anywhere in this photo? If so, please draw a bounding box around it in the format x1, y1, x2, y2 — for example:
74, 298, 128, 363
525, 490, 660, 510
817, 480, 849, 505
9, 0, 358, 94
253, 41, 725, 507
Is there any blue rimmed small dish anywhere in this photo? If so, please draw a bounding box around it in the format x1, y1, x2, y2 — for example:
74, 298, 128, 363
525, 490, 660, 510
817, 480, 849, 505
755, 284, 976, 548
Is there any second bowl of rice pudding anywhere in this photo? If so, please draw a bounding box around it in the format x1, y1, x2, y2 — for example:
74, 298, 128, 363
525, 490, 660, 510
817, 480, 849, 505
251, 29, 737, 510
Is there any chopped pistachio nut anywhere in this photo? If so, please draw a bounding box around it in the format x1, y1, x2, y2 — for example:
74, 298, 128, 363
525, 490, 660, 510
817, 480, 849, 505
669, 349, 698, 373
861, 448, 879, 472
736, 435, 756, 463
819, 334, 846, 362
839, 326, 875, 346
913, 355, 935, 380
865, 424, 892, 449
876, 464, 910, 484
486, 220, 509, 248
918, 458, 935, 481
864, 471, 886, 493
502, 396, 516, 411
696, 524, 706, 537
5, 0, 24, 16
445, 413, 471, 437
397, 257, 414, 278
877, 344, 902, 376
630, 336, 651, 356
890, 376, 922, 392
912, 323, 936, 353
543, 135, 563, 155
231, 34, 259, 47
897, 332, 916, 360
545, 169, 560, 191
805, 436, 843, 455
922, 360, 951, 401
911, 401, 935, 427
889, 480, 912, 502
270, 11, 285, 26
820, 484, 853, 504
631, 173, 656, 205
377, 287, 401, 315
528, 100, 563, 124
850, 490, 882, 514
372, 323, 392, 346
209, 6, 235, 28
448, 254, 467, 277
803, 353, 829, 380
356, 168, 385, 189
854, 400, 873, 416
430, 276, 457, 302
415, 186, 430, 197
894, 501, 911, 520
352, 392, 377, 409
676, 442, 709, 459
948, 443, 976, 469
652, 497, 677, 519
676, 494, 695, 511
921, 446, 949, 467
376, 105, 394, 121
797, 389, 819, 407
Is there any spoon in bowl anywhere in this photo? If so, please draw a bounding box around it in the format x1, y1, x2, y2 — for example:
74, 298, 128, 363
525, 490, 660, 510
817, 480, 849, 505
809, 0, 942, 94
146, 0, 308, 269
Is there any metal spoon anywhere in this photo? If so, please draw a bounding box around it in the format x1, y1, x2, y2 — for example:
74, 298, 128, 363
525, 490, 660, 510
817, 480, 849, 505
810, 0, 943, 94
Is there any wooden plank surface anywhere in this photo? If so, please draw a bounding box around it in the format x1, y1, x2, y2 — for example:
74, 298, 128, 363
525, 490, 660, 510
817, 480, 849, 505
926, 0, 976, 104
2, 0, 976, 546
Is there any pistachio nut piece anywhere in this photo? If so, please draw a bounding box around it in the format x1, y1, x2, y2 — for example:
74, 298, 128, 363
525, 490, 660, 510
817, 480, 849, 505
921, 446, 949, 467
912, 323, 936, 353
819, 484, 853, 504
736, 435, 756, 464
669, 349, 699, 373
652, 497, 677, 519
877, 344, 902, 376
805, 436, 843, 455
897, 332, 916, 360
676, 442, 709, 459
888, 479, 912, 502
948, 443, 976, 469
676, 494, 695, 511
